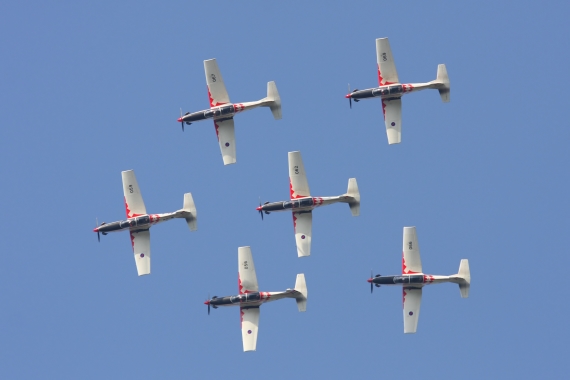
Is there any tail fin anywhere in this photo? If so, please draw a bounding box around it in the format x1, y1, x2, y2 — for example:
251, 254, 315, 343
294, 274, 308, 312
266, 81, 282, 120
436, 64, 450, 102
457, 259, 470, 298
346, 178, 360, 217
182, 193, 197, 231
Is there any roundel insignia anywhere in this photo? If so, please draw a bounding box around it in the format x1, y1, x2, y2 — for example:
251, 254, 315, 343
409, 311, 413, 316
391, 122, 396, 126
225, 142, 230, 147
301, 235, 305, 239
247, 330, 252, 334
140, 253, 145, 258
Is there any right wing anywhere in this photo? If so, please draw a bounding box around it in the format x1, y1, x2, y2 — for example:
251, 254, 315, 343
382, 98, 402, 145
204, 59, 230, 107
238, 246, 258, 294
293, 211, 312, 257
402, 226, 422, 274
288, 151, 310, 199
122, 170, 147, 218
241, 307, 260, 352
376, 38, 399, 85
403, 287, 422, 333
131, 229, 150, 276
214, 118, 236, 165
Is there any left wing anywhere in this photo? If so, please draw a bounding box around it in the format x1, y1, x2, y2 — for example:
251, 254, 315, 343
293, 211, 312, 257
402, 226, 422, 274
122, 170, 147, 218
288, 151, 310, 199
204, 58, 230, 107
214, 118, 236, 165
238, 246, 258, 294
376, 38, 399, 85
241, 307, 260, 352
131, 229, 150, 276
403, 287, 422, 333
382, 98, 402, 145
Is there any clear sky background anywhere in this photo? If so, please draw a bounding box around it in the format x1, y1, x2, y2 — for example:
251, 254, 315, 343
1, 1, 569, 378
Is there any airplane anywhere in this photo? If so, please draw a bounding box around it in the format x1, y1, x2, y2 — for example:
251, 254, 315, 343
177, 58, 282, 165
204, 246, 307, 352
256, 151, 360, 257
93, 170, 197, 276
345, 37, 450, 145
368, 226, 470, 333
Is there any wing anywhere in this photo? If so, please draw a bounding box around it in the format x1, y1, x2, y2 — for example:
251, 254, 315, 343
293, 211, 312, 257
214, 118, 236, 165
204, 59, 230, 107
382, 98, 402, 145
131, 229, 150, 276
403, 287, 422, 333
241, 307, 260, 352
376, 38, 399, 85
238, 246, 258, 294
402, 226, 422, 274
288, 151, 310, 198
122, 170, 147, 218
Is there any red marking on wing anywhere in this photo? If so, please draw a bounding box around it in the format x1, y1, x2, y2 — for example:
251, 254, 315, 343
292, 213, 298, 232
402, 253, 420, 275
402, 289, 407, 309
207, 87, 227, 108
238, 272, 244, 294
289, 178, 307, 199
240, 308, 244, 328
381, 100, 387, 119
377, 64, 396, 87
214, 121, 220, 141
124, 197, 144, 219
129, 232, 135, 250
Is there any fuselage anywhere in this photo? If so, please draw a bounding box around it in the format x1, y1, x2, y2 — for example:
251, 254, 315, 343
206, 290, 299, 309
178, 99, 271, 125
346, 82, 441, 102
369, 273, 462, 287
258, 195, 352, 214
94, 211, 186, 235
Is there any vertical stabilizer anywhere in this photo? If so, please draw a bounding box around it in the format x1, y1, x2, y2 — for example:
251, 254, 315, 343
457, 259, 470, 298
346, 178, 360, 216
182, 193, 197, 231
294, 274, 308, 312
436, 64, 450, 102
266, 81, 282, 120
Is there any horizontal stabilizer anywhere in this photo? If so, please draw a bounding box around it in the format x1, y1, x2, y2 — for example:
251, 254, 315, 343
457, 259, 470, 298
436, 64, 450, 102
266, 81, 282, 120
346, 178, 360, 216
182, 193, 197, 231
294, 274, 308, 312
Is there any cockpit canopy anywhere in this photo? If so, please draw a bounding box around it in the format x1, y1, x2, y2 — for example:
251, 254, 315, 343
372, 84, 403, 97
204, 104, 235, 119
283, 198, 314, 209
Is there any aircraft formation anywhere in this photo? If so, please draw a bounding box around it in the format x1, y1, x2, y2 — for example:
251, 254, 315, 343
94, 37, 469, 351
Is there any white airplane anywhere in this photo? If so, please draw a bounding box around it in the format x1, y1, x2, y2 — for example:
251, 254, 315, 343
345, 37, 450, 144
256, 151, 360, 257
368, 227, 470, 333
93, 170, 197, 276
177, 58, 282, 165
204, 246, 307, 352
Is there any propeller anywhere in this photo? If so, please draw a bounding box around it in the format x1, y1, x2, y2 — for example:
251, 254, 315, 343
258, 197, 264, 221
204, 293, 211, 315
348, 84, 352, 109
369, 270, 374, 293
180, 108, 184, 132
95, 218, 100, 242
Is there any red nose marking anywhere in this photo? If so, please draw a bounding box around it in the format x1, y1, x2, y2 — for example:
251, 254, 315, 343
345, 94, 351, 98
204, 300, 210, 305
177, 117, 182, 122
256, 206, 262, 211
367, 278, 373, 283
93, 228, 99, 232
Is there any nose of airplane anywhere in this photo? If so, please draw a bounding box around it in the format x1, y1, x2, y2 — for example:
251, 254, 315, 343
256, 206, 262, 211
204, 300, 210, 305
93, 227, 99, 232
367, 278, 372, 283
345, 93, 352, 98
177, 117, 183, 122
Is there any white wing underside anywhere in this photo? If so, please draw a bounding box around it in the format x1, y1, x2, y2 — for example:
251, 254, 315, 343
122, 170, 147, 218
214, 118, 236, 165
383, 98, 402, 145
288, 151, 310, 198
238, 246, 259, 293
204, 59, 230, 107
241, 307, 260, 352
403, 226, 422, 274
293, 211, 312, 257
403, 287, 422, 333
376, 38, 399, 85
131, 230, 150, 276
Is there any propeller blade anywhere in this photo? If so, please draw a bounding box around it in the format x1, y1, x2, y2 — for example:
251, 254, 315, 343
370, 270, 373, 293
349, 97, 352, 109
97, 231, 100, 242
96, 218, 100, 242
258, 197, 264, 221
208, 303, 210, 315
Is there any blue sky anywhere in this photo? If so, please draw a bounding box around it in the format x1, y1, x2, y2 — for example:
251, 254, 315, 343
1, 1, 569, 378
